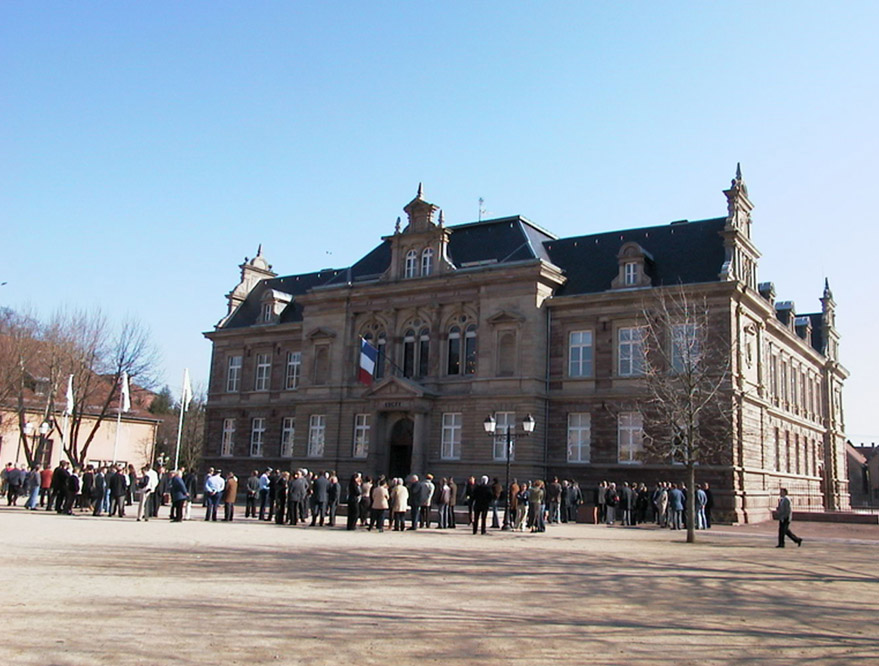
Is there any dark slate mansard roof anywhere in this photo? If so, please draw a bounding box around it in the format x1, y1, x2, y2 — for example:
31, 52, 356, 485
223, 214, 827, 354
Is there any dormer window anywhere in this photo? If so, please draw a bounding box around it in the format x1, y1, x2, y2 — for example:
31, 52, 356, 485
405, 250, 418, 278
421, 248, 434, 276
612, 242, 653, 289
259, 289, 292, 324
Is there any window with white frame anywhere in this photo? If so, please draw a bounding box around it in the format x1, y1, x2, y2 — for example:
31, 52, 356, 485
624, 262, 638, 286
285, 351, 301, 390
308, 414, 326, 457
568, 330, 593, 377
492, 411, 515, 461
671, 323, 699, 373
441, 412, 462, 460
254, 353, 271, 391
421, 247, 434, 276
261, 302, 273, 323
404, 250, 418, 278
567, 412, 591, 463
280, 417, 295, 457
618, 412, 643, 463
226, 355, 242, 393
618, 327, 645, 376
250, 417, 265, 457
353, 413, 370, 458
220, 418, 235, 457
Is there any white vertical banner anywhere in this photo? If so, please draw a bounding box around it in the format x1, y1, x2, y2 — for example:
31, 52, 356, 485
174, 368, 191, 469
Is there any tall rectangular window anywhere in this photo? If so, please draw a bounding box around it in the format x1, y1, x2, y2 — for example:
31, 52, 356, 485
568, 330, 593, 377
671, 323, 699, 373
280, 417, 295, 458
441, 412, 462, 460
254, 353, 271, 391
226, 355, 242, 393
618, 412, 643, 463
770, 356, 778, 405
353, 413, 370, 459
285, 352, 301, 390
308, 414, 326, 458
221, 418, 235, 457
567, 412, 591, 463
624, 262, 638, 286
618, 327, 645, 376
250, 417, 265, 457
492, 411, 515, 461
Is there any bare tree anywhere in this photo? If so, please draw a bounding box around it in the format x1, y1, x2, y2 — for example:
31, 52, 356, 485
640, 285, 734, 543
177, 384, 206, 472
63, 312, 160, 467
1, 308, 42, 464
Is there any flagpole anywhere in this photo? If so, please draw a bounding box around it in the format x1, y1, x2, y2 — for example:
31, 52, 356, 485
174, 368, 192, 470
112, 404, 121, 464
174, 399, 185, 470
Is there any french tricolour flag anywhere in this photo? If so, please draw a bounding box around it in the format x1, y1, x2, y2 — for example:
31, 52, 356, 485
359, 337, 378, 385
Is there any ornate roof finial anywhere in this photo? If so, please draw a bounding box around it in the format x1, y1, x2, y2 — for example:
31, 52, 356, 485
736, 162, 742, 180
394, 216, 401, 234
823, 277, 833, 299
438, 209, 445, 228
417, 182, 424, 199
256, 243, 263, 256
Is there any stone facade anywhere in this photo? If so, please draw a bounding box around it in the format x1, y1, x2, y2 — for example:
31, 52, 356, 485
203, 170, 849, 523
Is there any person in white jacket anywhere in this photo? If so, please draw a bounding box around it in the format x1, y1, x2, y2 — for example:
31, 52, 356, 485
136, 465, 159, 522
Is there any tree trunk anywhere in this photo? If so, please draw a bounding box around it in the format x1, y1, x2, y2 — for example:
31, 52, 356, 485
686, 462, 696, 543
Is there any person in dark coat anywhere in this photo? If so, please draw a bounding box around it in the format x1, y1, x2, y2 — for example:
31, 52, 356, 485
448, 478, 458, 528
92, 467, 107, 516
108, 465, 128, 517
275, 472, 288, 525
346, 473, 362, 531
63, 469, 81, 515
50, 461, 70, 513
310, 472, 330, 526
327, 474, 340, 526
288, 471, 308, 525
408, 475, 429, 531
471, 476, 493, 535
245, 470, 259, 519
169, 469, 189, 522
80, 466, 95, 511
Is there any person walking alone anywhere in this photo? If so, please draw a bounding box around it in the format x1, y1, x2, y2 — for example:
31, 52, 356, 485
776, 488, 803, 548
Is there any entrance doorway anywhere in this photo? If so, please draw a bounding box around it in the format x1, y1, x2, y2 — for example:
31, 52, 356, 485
388, 417, 413, 480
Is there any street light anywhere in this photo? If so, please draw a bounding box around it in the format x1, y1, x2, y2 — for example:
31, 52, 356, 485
483, 413, 535, 530
20, 421, 51, 464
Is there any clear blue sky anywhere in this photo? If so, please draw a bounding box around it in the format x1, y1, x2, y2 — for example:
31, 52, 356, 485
2, 2, 877, 443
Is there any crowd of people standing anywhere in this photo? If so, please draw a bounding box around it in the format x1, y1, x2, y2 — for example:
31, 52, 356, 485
4, 461, 713, 536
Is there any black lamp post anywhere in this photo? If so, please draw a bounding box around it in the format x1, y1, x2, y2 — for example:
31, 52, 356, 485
483, 413, 535, 530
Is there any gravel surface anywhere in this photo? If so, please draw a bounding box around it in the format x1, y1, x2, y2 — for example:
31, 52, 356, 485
2, 505, 877, 665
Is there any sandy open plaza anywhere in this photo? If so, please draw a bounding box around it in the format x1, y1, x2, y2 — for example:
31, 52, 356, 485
1, 506, 877, 665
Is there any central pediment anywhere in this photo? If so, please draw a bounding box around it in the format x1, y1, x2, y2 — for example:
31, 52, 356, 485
362, 375, 436, 400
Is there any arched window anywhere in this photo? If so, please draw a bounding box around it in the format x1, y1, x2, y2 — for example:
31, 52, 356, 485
402, 329, 416, 378
421, 248, 434, 276
375, 331, 386, 380
447, 326, 461, 375
418, 328, 430, 377
404, 250, 418, 278
464, 324, 477, 375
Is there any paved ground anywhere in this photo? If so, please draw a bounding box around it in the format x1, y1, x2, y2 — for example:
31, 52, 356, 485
1, 505, 877, 665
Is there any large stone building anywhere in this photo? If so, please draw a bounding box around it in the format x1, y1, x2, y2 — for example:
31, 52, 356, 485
203, 169, 849, 523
